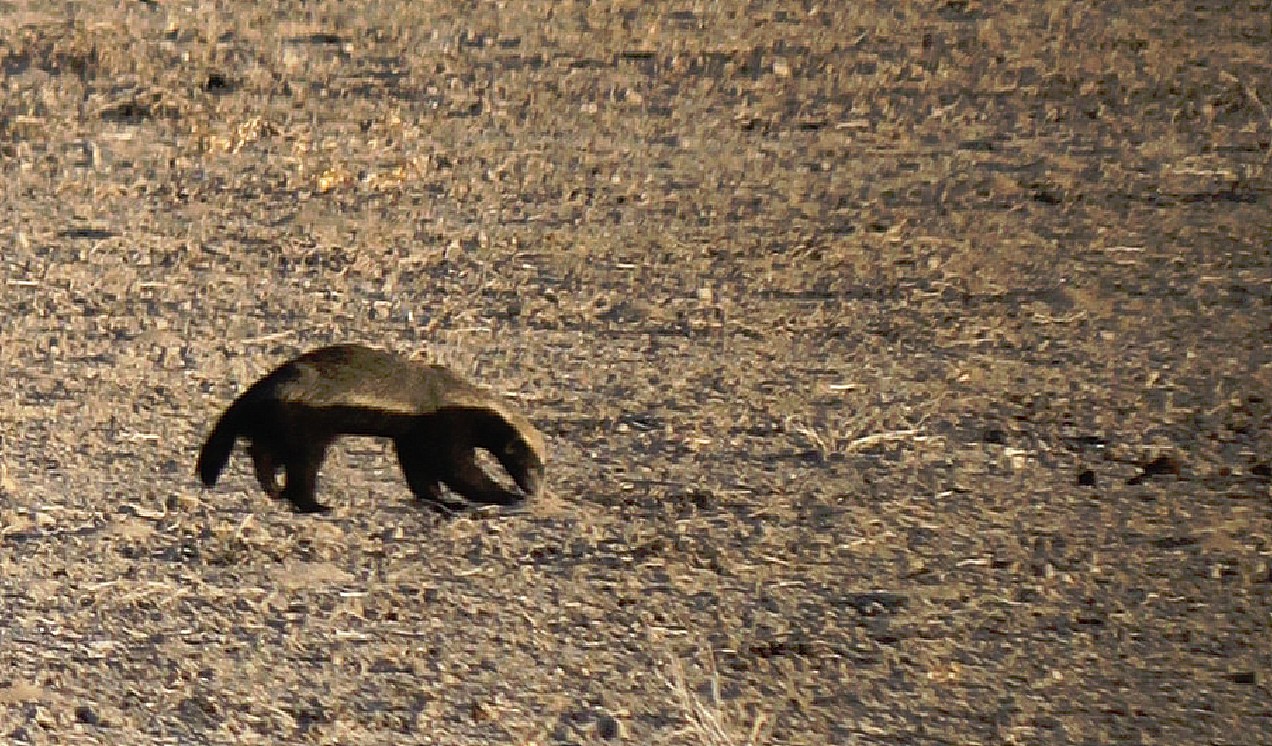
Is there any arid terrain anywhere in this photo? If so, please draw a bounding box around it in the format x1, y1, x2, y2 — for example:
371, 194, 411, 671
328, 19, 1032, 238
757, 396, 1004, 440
1, 1, 1269, 744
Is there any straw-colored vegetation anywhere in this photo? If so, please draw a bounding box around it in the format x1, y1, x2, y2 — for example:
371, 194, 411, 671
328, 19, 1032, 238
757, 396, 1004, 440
1, 1, 1268, 743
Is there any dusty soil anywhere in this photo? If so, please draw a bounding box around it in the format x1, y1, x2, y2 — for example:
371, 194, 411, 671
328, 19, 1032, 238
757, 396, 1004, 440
1, 1, 1269, 744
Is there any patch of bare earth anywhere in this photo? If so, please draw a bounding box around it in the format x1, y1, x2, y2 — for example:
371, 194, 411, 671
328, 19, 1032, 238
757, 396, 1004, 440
1, 1, 1269, 744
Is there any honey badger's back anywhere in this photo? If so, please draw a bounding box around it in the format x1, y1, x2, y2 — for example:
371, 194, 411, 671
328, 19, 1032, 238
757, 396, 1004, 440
279, 345, 545, 459
272, 345, 450, 415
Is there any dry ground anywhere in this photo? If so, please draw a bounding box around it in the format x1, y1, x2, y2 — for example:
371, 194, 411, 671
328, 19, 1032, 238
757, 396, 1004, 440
1, 1, 1270, 744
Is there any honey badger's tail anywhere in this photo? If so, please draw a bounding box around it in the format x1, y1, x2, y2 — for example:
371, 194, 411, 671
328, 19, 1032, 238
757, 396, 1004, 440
196, 399, 247, 487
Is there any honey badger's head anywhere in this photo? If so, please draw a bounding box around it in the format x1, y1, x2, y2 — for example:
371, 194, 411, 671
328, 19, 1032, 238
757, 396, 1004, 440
493, 427, 544, 498
431, 405, 545, 504
472, 407, 545, 498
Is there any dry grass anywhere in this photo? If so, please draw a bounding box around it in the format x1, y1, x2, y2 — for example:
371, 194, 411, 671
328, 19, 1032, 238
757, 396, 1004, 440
1, 1, 1269, 744
660, 642, 771, 746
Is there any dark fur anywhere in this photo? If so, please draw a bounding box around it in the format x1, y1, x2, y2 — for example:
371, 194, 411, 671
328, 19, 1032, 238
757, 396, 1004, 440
196, 345, 544, 514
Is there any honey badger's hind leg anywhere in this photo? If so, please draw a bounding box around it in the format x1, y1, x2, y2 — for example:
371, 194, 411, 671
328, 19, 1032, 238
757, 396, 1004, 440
393, 436, 469, 514
279, 441, 331, 514
246, 433, 331, 513
249, 441, 284, 499
240, 410, 330, 512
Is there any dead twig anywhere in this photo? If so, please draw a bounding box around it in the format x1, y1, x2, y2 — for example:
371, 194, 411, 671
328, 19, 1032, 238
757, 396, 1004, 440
844, 428, 922, 452
659, 640, 771, 746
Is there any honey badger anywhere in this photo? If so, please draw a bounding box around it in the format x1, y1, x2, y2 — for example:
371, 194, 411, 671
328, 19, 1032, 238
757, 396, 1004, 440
196, 344, 544, 514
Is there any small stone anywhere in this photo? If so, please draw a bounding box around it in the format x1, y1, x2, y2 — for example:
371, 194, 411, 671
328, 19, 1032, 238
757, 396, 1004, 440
982, 428, 1007, 445
596, 712, 622, 739
1127, 454, 1181, 485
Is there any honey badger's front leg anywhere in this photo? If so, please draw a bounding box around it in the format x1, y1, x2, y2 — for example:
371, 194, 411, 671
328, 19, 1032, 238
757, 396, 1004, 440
393, 437, 527, 510
393, 438, 469, 513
